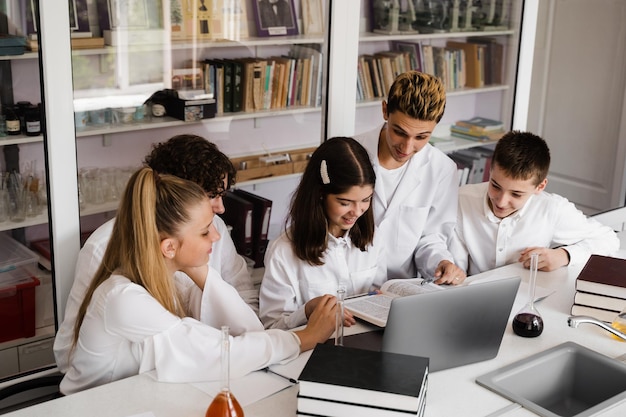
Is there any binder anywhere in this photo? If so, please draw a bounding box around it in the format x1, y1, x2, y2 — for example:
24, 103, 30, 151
233, 189, 273, 268
221, 192, 254, 258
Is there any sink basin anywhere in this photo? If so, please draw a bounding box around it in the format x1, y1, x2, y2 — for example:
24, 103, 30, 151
476, 342, 626, 417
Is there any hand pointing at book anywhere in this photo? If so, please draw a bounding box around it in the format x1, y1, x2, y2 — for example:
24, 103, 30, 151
433, 260, 467, 285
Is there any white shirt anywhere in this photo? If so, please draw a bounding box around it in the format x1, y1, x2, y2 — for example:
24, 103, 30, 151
451, 182, 620, 275
54, 215, 258, 374
355, 125, 459, 280
59, 268, 298, 395
259, 230, 387, 330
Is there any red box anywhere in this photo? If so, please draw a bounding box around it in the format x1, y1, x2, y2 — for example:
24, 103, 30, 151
0, 276, 41, 343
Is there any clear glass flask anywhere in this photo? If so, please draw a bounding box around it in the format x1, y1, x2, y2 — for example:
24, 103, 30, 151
335, 285, 346, 346
512, 253, 544, 337
205, 326, 244, 417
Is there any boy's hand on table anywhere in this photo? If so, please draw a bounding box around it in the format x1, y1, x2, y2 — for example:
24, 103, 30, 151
519, 247, 570, 271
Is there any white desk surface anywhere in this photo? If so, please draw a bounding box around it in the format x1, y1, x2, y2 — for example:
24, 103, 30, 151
7, 243, 626, 417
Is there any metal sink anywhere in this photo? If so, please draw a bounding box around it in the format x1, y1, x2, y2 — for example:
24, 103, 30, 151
476, 342, 626, 417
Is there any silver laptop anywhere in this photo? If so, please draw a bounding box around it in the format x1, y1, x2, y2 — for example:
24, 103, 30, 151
336, 276, 521, 372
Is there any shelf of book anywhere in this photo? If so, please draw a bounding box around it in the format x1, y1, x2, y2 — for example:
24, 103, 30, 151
356, 84, 510, 107
66, 34, 325, 57
358, 29, 515, 43
75, 106, 322, 138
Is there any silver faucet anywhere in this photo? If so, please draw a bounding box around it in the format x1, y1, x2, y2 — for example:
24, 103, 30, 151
568, 315, 626, 341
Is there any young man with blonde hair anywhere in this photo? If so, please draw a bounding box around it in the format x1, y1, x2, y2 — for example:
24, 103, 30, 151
356, 71, 466, 284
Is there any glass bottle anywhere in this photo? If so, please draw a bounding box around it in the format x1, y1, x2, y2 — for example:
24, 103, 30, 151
25, 104, 41, 136
610, 307, 626, 342
5, 106, 21, 136
512, 253, 544, 337
205, 326, 244, 417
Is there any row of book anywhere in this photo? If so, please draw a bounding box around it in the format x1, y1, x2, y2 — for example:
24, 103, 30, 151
220, 189, 272, 268
357, 38, 504, 101
177, 44, 323, 115
297, 343, 428, 417
570, 255, 626, 322
448, 147, 493, 187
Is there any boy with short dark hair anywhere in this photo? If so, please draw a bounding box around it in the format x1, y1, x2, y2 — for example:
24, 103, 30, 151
451, 131, 619, 275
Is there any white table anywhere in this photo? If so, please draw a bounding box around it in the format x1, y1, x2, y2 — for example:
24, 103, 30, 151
6, 257, 626, 417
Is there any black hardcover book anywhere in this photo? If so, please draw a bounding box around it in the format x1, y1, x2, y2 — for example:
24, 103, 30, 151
220, 192, 254, 257
298, 343, 428, 413
232, 189, 272, 268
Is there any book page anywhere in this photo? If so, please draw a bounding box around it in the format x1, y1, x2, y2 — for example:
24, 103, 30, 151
345, 278, 445, 327
380, 277, 445, 297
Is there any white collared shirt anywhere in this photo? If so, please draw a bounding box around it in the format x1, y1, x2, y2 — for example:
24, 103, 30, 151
59, 267, 298, 396
54, 215, 258, 374
451, 182, 620, 275
355, 125, 459, 280
259, 230, 387, 330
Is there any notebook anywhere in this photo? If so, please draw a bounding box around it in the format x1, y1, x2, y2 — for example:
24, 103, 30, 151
335, 275, 521, 372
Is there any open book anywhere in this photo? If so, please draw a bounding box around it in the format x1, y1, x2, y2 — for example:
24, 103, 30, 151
344, 278, 445, 327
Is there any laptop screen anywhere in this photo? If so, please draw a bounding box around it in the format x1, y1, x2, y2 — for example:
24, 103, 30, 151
330, 276, 521, 372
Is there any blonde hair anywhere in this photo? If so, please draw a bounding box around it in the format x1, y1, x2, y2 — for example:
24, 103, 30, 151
72, 167, 208, 348
386, 71, 446, 122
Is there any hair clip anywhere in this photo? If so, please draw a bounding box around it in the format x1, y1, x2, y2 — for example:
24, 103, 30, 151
320, 160, 330, 185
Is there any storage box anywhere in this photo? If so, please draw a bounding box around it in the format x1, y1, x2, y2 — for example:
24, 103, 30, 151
0, 233, 41, 343
162, 94, 217, 122
231, 147, 316, 182
0, 276, 40, 343
0, 233, 39, 282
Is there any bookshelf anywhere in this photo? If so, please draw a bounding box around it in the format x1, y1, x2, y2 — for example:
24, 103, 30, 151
0, 0, 536, 386
348, 0, 524, 155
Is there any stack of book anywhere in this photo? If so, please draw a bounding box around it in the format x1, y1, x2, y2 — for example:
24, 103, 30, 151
570, 255, 626, 322
450, 116, 505, 142
297, 343, 428, 417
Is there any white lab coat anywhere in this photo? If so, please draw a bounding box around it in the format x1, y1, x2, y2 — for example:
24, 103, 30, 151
260, 230, 387, 330
450, 182, 621, 275
355, 125, 459, 280
59, 268, 298, 395
54, 215, 258, 374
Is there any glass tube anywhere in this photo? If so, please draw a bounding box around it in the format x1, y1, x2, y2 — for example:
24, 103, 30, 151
335, 285, 346, 346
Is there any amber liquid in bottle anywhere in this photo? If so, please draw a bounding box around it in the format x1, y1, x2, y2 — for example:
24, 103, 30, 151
205, 326, 244, 417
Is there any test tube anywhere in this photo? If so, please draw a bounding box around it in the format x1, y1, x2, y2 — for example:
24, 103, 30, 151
335, 285, 346, 346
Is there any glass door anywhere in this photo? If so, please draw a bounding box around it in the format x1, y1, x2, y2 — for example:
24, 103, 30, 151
71, 1, 329, 258
0, 0, 79, 385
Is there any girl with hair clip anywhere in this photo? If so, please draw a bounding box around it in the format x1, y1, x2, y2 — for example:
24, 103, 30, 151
260, 137, 387, 330
60, 168, 336, 395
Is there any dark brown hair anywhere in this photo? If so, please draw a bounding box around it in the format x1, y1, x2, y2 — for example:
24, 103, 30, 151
144, 134, 236, 198
287, 137, 376, 265
492, 131, 551, 185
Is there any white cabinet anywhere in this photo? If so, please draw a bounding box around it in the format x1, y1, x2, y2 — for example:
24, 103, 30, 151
523, 0, 626, 214
1, 0, 537, 386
